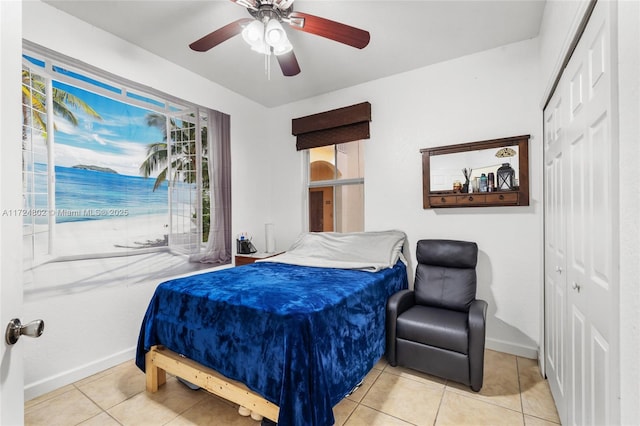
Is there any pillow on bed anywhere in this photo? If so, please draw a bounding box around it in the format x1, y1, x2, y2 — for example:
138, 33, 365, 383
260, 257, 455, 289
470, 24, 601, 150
257, 230, 407, 272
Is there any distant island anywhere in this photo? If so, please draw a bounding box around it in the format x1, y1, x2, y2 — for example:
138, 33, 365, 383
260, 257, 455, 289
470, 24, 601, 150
72, 165, 119, 174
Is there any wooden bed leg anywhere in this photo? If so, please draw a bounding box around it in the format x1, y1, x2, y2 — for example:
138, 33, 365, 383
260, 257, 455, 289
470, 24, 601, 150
145, 346, 166, 392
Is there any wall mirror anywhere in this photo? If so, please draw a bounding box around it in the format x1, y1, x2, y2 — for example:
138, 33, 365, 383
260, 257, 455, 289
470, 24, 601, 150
421, 135, 530, 208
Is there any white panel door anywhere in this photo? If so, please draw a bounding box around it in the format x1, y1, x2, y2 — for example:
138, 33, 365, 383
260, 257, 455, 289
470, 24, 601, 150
565, 41, 590, 424
567, 3, 617, 424
0, 1, 26, 425
544, 1, 619, 425
544, 88, 567, 423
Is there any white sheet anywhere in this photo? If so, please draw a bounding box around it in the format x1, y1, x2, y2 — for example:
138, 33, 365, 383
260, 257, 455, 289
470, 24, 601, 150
256, 230, 407, 272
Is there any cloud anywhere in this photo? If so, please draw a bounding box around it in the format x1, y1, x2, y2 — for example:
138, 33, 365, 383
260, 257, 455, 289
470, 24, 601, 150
48, 82, 165, 177
54, 118, 85, 137
54, 141, 156, 177
92, 134, 108, 145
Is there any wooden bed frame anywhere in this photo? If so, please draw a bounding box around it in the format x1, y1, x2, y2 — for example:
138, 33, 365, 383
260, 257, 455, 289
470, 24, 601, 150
145, 345, 279, 422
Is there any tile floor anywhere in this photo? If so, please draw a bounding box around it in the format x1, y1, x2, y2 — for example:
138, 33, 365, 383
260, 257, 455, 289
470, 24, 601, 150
25, 349, 560, 426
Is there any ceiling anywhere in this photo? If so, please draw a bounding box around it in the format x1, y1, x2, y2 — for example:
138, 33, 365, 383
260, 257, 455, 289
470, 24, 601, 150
42, 0, 546, 108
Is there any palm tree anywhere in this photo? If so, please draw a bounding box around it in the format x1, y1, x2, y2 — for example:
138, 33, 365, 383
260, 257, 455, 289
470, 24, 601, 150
140, 112, 210, 240
21, 67, 103, 257
139, 112, 209, 191
22, 69, 102, 138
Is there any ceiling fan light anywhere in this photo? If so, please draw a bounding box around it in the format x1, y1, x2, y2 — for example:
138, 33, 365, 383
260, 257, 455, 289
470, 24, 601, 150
265, 19, 288, 47
242, 20, 264, 44
273, 40, 293, 55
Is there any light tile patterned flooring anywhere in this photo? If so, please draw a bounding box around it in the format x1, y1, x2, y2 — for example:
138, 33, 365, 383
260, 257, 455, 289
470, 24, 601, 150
25, 349, 560, 426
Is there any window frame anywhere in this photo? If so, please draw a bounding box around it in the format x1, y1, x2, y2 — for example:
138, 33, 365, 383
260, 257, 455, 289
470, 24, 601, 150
305, 141, 365, 233
21, 44, 212, 264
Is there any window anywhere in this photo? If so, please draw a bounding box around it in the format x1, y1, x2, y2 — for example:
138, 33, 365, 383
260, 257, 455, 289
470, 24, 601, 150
307, 140, 364, 232
293, 102, 370, 233
20, 47, 227, 268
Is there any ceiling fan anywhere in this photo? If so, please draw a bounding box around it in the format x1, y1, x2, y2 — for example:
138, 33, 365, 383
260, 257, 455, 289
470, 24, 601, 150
189, 0, 371, 77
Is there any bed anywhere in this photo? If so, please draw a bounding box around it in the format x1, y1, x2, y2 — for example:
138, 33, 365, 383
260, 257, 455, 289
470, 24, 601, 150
135, 231, 408, 426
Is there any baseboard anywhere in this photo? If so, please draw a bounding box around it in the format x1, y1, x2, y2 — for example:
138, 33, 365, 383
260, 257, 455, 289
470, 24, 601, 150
24, 347, 137, 401
486, 337, 538, 359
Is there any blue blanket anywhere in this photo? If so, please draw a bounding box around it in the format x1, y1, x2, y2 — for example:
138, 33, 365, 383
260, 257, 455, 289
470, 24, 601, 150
136, 261, 407, 426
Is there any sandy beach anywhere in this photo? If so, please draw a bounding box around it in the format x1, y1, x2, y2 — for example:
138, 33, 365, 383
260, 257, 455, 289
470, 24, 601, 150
23, 212, 218, 290
46, 213, 170, 257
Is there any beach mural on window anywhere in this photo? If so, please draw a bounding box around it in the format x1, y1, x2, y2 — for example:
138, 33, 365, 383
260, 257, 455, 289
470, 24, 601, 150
21, 63, 177, 260
52, 81, 169, 223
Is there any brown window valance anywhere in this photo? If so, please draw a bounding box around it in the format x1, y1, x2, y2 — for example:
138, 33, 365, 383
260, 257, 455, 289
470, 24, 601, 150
292, 102, 371, 151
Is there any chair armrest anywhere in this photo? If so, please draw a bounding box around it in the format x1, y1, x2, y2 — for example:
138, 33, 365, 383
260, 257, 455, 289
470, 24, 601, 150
468, 299, 488, 391
385, 289, 415, 366
387, 289, 415, 317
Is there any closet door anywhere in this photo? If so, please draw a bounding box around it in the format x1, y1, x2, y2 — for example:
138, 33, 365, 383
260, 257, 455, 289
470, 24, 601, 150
544, 1, 618, 425
544, 88, 567, 423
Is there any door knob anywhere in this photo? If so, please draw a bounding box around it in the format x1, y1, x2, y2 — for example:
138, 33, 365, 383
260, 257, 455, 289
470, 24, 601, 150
555, 266, 563, 274
5, 318, 44, 345
572, 282, 581, 293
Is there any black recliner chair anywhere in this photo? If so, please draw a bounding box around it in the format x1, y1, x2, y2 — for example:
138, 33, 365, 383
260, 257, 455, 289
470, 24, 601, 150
386, 239, 487, 391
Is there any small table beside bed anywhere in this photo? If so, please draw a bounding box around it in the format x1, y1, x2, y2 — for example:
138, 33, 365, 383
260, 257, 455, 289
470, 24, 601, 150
135, 230, 408, 426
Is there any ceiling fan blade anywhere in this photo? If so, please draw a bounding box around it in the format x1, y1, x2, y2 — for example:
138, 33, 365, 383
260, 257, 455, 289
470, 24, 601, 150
189, 18, 253, 52
276, 50, 301, 76
287, 12, 370, 49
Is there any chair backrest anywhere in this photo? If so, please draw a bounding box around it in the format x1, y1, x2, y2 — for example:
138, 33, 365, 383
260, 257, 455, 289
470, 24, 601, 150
414, 239, 478, 312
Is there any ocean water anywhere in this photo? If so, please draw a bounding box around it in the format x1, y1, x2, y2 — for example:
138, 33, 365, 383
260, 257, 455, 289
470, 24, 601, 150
42, 165, 170, 223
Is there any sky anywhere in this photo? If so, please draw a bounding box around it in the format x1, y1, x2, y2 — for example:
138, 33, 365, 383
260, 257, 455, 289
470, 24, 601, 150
52, 80, 165, 177
24, 53, 170, 177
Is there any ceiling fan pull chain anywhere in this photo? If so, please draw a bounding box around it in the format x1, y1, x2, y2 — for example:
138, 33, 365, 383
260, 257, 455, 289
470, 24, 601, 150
262, 20, 268, 79
265, 50, 271, 80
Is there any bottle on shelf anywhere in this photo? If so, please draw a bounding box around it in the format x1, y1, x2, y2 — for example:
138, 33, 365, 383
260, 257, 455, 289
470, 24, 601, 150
479, 173, 488, 192
488, 172, 495, 192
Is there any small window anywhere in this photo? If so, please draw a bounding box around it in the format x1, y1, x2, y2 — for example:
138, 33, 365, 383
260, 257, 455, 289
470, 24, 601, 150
307, 140, 364, 232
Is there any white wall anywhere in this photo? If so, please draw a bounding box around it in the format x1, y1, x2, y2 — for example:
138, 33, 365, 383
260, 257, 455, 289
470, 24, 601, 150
616, 1, 640, 423
21, 0, 272, 399
266, 38, 543, 357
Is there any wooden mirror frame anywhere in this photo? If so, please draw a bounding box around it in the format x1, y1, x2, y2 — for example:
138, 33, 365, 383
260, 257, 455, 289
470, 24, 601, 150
420, 134, 530, 209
